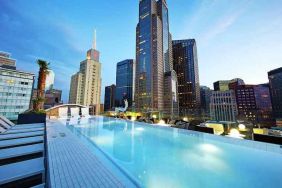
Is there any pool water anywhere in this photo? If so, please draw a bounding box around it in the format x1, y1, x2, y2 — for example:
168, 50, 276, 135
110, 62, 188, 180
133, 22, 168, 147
67, 117, 282, 188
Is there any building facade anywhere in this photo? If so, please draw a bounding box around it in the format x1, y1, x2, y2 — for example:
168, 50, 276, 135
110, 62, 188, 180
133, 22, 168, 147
44, 89, 62, 109
115, 59, 135, 108
0, 52, 35, 120
173, 39, 200, 116
210, 90, 238, 122
0, 51, 16, 69
268, 67, 282, 122
213, 78, 245, 91
200, 86, 212, 116
135, 0, 178, 117
104, 85, 116, 111
69, 35, 102, 114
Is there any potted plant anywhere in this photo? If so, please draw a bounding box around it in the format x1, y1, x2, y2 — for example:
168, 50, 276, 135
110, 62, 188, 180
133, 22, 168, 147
18, 59, 50, 124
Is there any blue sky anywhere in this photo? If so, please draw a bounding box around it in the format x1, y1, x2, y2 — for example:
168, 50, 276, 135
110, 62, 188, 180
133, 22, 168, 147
1, 0, 282, 102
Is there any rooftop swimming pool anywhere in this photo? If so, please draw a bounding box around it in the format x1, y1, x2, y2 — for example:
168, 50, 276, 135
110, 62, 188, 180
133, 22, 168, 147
66, 117, 282, 188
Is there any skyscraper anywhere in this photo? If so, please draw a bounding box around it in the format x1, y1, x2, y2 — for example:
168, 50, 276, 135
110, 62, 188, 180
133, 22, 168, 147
115, 59, 135, 108
69, 32, 102, 114
0, 52, 35, 120
135, 0, 178, 117
268, 67, 282, 122
104, 84, 116, 111
210, 90, 238, 122
172, 39, 200, 116
200, 86, 212, 116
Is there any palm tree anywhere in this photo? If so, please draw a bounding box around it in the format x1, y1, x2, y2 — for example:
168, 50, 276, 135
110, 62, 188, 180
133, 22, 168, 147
33, 59, 50, 111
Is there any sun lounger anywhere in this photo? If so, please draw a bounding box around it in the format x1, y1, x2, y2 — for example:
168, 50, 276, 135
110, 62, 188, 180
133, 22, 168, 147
0, 157, 44, 186
10, 123, 44, 130
0, 131, 44, 141
0, 119, 11, 129
0, 143, 44, 161
2, 128, 44, 135
0, 126, 6, 133
0, 136, 44, 149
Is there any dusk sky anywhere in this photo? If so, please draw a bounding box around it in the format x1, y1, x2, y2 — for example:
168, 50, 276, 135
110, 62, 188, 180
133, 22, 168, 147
1, 0, 282, 102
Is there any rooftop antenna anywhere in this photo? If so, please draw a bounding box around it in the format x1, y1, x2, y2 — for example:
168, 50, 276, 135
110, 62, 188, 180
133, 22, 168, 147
92, 29, 97, 50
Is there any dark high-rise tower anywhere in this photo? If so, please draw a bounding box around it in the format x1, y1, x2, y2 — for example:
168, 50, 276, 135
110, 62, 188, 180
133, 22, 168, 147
135, 0, 178, 117
115, 59, 135, 108
268, 67, 282, 121
173, 39, 200, 116
104, 85, 116, 111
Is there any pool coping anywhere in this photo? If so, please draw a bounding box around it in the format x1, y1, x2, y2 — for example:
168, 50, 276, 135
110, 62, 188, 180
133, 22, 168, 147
109, 117, 282, 155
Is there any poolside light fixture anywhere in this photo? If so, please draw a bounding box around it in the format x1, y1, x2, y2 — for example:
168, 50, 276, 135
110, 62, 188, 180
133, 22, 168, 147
228, 128, 245, 139
238, 124, 246, 131
131, 116, 137, 121
152, 115, 157, 119
183, 117, 188, 122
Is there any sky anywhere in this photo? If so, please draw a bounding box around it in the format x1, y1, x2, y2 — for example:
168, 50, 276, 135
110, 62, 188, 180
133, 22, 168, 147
0, 0, 282, 102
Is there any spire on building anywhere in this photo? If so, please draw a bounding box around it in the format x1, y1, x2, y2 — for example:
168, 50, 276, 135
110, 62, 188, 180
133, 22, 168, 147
92, 29, 97, 50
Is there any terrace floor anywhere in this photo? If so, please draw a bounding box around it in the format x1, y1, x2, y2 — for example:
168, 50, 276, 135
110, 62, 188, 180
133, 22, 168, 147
47, 119, 132, 188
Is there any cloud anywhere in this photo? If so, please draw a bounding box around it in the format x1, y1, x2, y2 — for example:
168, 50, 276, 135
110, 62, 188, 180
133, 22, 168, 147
200, 0, 253, 43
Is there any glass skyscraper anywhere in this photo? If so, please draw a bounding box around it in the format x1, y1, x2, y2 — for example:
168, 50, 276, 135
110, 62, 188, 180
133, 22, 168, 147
115, 59, 134, 108
135, 0, 178, 117
104, 84, 116, 111
268, 67, 282, 120
173, 39, 200, 116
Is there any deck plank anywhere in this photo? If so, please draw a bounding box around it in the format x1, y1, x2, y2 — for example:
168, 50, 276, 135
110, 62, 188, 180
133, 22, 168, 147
47, 120, 127, 188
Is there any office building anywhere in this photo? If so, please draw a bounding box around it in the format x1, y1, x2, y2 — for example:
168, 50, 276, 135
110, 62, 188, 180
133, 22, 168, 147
69, 33, 102, 114
115, 59, 135, 108
200, 86, 212, 116
254, 84, 273, 126
210, 90, 238, 122
44, 89, 62, 109
173, 39, 200, 116
0, 51, 16, 69
214, 78, 245, 91
104, 84, 116, 111
234, 85, 257, 122
135, 0, 178, 117
0, 52, 35, 120
268, 67, 282, 122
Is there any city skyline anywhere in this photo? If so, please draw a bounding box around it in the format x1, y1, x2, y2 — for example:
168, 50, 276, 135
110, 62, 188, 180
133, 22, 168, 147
1, 0, 282, 102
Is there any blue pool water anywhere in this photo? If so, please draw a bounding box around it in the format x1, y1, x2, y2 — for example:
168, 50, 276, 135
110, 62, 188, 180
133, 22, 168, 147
67, 117, 282, 188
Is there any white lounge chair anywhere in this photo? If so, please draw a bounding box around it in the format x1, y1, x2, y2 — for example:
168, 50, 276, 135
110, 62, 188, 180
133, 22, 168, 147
58, 107, 68, 119
0, 136, 44, 149
0, 116, 44, 130
115, 99, 129, 113
0, 143, 44, 161
0, 157, 44, 186
1, 128, 44, 135
0, 131, 44, 141
0, 126, 6, 134
70, 107, 80, 117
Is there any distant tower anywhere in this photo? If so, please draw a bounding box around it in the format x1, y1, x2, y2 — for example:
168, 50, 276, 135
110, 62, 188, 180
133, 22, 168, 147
135, 0, 178, 118
173, 39, 200, 116
69, 31, 102, 114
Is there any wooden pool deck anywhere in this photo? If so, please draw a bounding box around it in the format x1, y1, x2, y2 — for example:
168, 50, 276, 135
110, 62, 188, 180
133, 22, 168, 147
47, 120, 131, 188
